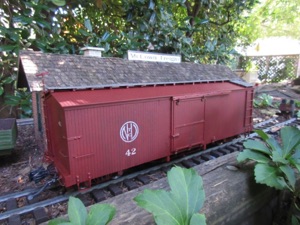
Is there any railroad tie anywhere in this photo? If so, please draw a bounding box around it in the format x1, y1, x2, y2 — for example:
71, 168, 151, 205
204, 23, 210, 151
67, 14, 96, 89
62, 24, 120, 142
33, 207, 49, 224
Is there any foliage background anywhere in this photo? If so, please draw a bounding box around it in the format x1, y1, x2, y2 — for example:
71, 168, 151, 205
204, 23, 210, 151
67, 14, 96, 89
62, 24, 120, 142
1, 0, 299, 117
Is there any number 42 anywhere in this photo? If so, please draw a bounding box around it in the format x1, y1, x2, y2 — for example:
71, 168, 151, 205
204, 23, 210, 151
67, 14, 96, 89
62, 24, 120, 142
125, 148, 136, 157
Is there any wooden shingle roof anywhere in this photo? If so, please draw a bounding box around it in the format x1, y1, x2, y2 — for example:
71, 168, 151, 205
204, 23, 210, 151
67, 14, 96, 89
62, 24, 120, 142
18, 50, 249, 91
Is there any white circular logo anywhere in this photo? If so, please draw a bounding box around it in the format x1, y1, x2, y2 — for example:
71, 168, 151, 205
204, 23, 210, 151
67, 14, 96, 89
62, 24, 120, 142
120, 121, 139, 143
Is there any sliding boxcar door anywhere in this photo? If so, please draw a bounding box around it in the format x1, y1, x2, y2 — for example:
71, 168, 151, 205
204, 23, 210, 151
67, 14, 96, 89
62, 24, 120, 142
171, 97, 204, 152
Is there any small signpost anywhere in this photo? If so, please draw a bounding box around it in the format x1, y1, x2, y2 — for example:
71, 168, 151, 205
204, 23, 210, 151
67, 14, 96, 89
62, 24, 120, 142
128, 50, 181, 63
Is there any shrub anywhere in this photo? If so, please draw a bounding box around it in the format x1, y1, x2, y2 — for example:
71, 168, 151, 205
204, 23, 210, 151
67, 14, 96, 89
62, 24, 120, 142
237, 126, 300, 224
48, 196, 116, 225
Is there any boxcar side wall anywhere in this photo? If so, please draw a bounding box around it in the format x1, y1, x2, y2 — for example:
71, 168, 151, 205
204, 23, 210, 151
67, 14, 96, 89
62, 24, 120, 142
63, 98, 171, 187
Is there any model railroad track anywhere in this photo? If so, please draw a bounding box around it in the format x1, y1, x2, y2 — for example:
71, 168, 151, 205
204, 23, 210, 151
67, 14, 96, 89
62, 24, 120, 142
1, 118, 299, 225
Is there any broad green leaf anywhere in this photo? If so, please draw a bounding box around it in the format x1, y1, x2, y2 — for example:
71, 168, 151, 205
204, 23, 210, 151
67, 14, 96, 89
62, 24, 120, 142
134, 189, 184, 225
243, 139, 271, 155
237, 149, 270, 163
190, 214, 206, 225
0, 87, 3, 96
168, 167, 205, 222
68, 197, 87, 225
281, 126, 300, 157
266, 137, 283, 156
134, 167, 205, 225
86, 204, 116, 225
254, 164, 288, 190
51, 0, 66, 6
255, 130, 269, 141
47, 218, 70, 225
279, 165, 296, 190
272, 151, 288, 164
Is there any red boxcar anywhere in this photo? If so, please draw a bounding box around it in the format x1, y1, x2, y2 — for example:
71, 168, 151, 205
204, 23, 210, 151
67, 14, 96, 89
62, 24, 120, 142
44, 81, 253, 187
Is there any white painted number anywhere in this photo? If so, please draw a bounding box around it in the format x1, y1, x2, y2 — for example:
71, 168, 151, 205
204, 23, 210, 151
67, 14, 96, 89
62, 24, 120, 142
125, 148, 137, 157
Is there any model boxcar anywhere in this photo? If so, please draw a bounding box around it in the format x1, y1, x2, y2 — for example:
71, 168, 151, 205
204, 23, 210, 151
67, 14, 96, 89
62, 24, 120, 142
17, 49, 253, 188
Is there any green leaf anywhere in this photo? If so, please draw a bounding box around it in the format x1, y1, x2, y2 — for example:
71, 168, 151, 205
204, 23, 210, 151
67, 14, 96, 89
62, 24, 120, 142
13, 15, 33, 24
84, 19, 93, 32
134, 167, 205, 225
254, 164, 288, 190
68, 197, 87, 225
237, 149, 270, 163
200, 19, 209, 24
101, 32, 110, 41
272, 151, 288, 164
35, 19, 51, 29
281, 126, 300, 157
149, 13, 156, 25
292, 215, 300, 225
51, 0, 66, 6
86, 204, 116, 225
290, 147, 300, 170
279, 165, 296, 190
290, 159, 300, 173
243, 139, 271, 155
149, 0, 155, 10
0, 87, 3, 96
0, 45, 17, 52
292, 146, 300, 160
78, 28, 91, 37
255, 130, 269, 141
266, 137, 283, 156
190, 214, 206, 225
168, 167, 205, 221
2, 77, 14, 84
134, 189, 183, 225
48, 218, 71, 225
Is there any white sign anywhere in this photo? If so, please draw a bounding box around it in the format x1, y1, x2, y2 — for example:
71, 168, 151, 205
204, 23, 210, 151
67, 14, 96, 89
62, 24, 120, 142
120, 121, 139, 143
128, 50, 181, 63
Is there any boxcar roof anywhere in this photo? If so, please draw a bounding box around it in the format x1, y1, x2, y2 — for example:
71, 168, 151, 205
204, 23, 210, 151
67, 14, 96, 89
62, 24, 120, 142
18, 50, 250, 91
49, 82, 245, 108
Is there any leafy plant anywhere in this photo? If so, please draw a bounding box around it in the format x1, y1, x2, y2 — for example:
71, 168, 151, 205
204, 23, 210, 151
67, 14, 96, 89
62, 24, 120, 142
0, 75, 14, 96
295, 101, 300, 108
237, 126, 300, 224
253, 93, 273, 108
48, 196, 116, 225
4, 89, 32, 118
134, 166, 206, 225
